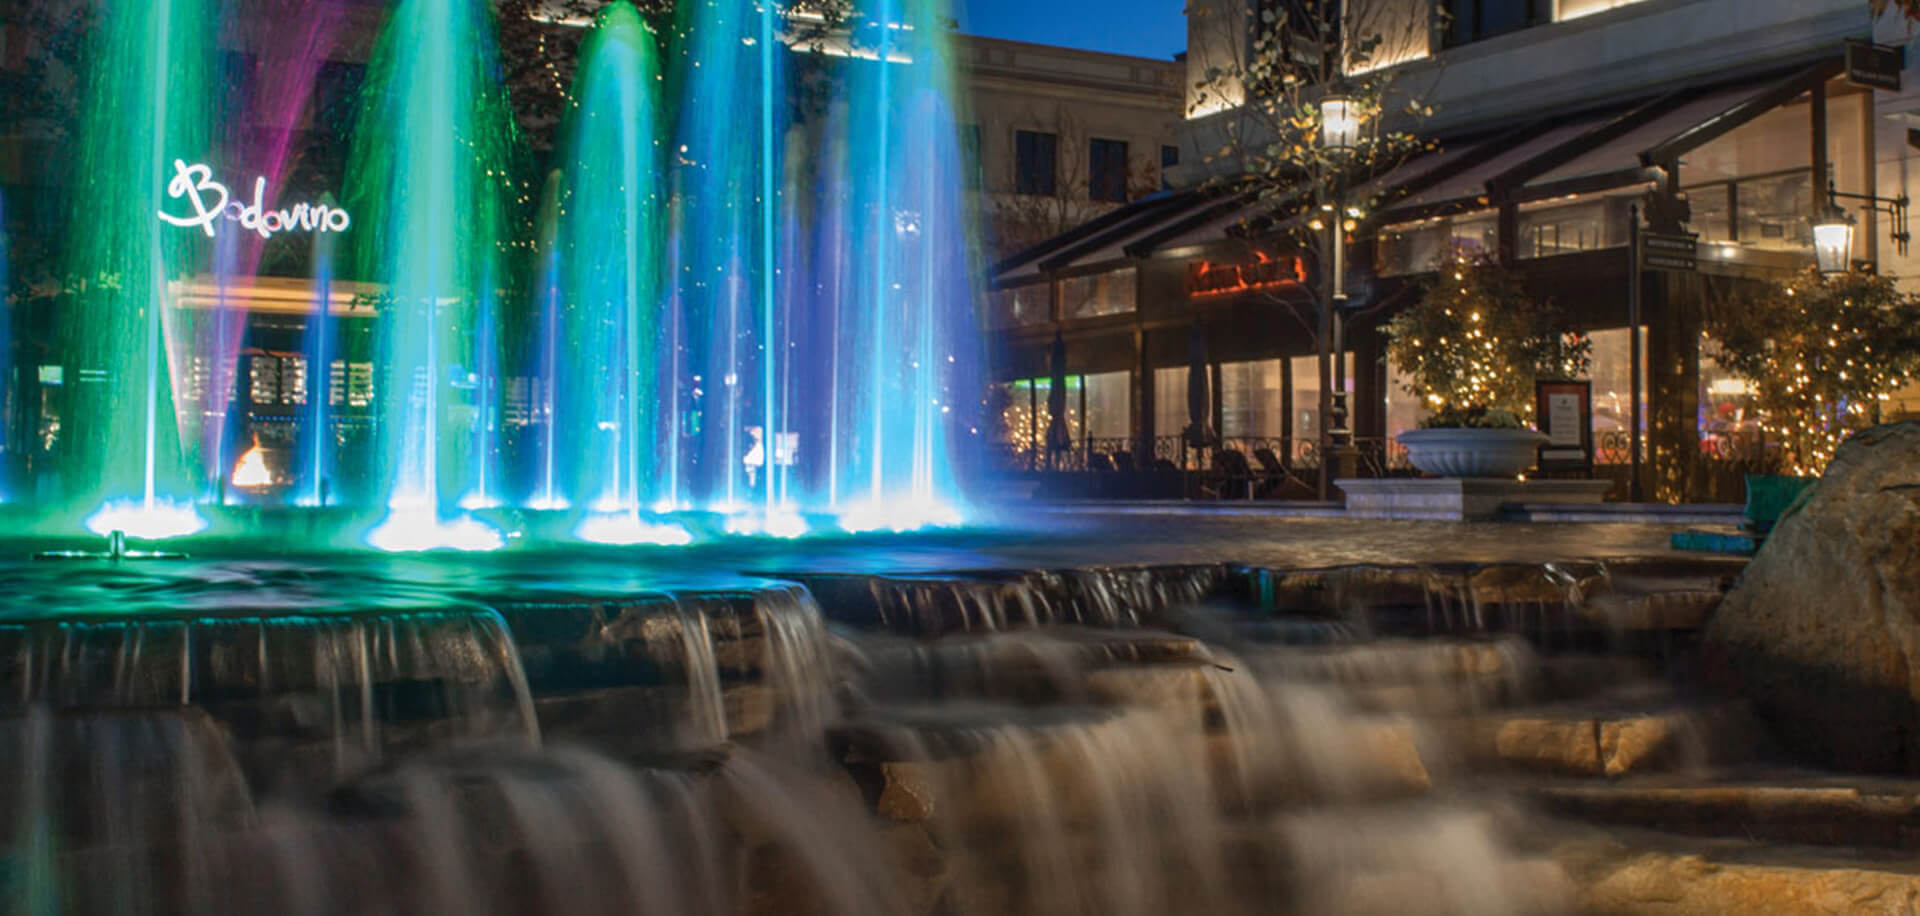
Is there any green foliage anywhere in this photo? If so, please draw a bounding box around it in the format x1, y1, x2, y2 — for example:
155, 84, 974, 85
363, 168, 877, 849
1420, 405, 1523, 430
1705, 266, 1920, 474
1383, 252, 1591, 423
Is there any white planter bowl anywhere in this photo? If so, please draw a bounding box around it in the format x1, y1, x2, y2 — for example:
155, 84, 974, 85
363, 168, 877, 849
1396, 427, 1549, 478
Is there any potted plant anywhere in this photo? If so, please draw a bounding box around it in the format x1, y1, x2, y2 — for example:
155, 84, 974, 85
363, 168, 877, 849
1383, 251, 1591, 478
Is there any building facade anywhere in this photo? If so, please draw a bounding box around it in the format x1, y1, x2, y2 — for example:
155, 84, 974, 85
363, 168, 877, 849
989, 0, 1918, 502
952, 35, 1185, 264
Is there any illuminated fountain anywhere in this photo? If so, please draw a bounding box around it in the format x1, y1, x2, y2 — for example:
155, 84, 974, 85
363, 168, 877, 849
0, 190, 8, 503
550, 2, 690, 546
39, 0, 983, 549
662, 0, 980, 536
812, 0, 980, 530
299, 212, 340, 506
67, 0, 218, 539
347, 0, 518, 551
670, 0, 799, 530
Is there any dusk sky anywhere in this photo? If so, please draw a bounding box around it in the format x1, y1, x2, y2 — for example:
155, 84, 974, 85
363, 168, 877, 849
953, 0, 1187, 60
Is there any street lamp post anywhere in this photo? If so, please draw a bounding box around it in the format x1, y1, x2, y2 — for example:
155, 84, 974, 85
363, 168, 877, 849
1316, 95, 1362, 501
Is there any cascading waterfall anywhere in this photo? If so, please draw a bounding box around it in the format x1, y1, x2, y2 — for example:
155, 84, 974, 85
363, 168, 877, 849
68, 0, 217, 539
554, 3, 689, 546
349, 0, 517, 551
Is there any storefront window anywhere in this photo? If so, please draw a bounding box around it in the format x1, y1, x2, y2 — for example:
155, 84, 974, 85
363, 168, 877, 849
1699, 350, 1764, 462
1385, 358, 1426, 440
1377, 211, 1498, 276
1083, 371, 1130, 443
1220, 359, 1283, 439
987, 284, 1050, 327
1734, 171, 1812, 251
1153, 366, 1189, 450
992, 372, 1130, 466
1061, 268, 1137, 319
1288, 354, 1352, 464
1517, 199, 1614, 258
1588, 327, 1645, 465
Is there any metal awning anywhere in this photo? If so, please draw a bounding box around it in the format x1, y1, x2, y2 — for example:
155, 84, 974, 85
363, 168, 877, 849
988, 57, 1843, 287
1509, 59, 1842, 200
1380, 119, 1610, 219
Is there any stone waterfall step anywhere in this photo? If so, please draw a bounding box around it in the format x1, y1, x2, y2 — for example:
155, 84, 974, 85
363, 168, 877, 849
1527, 776, 1920, 850
1554, 828, 1920, 915
1438, 694, 1763, 778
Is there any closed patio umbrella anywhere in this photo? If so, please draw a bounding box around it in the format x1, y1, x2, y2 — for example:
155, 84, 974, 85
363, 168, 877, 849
1185, 322, 1214, 450
1045, 333, 1071, 462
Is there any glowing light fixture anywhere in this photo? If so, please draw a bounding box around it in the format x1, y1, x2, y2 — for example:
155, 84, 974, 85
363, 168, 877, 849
1813, 209, 1855, 276
1319, 95, 1360, 152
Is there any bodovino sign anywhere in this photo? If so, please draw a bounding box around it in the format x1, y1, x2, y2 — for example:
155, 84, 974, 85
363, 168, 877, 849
156, 159, 350, 240
1186, 254, 1307, 298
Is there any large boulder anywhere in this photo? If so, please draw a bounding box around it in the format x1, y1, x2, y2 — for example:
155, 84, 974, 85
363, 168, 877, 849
1704, 422, 1920, 773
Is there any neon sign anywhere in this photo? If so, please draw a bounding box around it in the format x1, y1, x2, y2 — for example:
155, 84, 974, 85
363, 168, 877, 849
1187, 253, 1307, 298
157, 159, 350, 240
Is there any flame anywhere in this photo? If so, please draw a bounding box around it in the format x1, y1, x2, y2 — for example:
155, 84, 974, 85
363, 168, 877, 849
232, 443, 273, 489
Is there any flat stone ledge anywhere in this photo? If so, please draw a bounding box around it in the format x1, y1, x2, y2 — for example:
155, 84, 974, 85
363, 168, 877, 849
1337, 478, 1615, 521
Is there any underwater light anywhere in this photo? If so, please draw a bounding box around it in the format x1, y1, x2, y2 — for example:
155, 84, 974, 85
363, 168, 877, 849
575, 513, 695, 546
84, 498, 209, 540
837, 498, 962, 534
366, 509, 504, 552
525, 495, 572, 512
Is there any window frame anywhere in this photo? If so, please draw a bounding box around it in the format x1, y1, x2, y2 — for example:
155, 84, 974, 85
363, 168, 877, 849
1014, 129, 1059, 197
1089, 137, 1130, 204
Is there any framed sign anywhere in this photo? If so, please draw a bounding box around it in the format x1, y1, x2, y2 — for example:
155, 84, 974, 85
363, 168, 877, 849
1535, 380, 1593, 471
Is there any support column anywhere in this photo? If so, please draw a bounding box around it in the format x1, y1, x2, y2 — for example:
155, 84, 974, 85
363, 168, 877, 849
1211, 359, 1225, 448
1647, 271, 1701, 503
1354, 325, 1386, 463
1811, 84, 1829, 222
1279, 350, 1294, 469
1134, 326, 1154, 466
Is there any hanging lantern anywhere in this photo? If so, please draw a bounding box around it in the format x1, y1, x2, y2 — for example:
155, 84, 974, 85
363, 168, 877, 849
1319, 95, 1360, 152
1813, 209, 1856, 276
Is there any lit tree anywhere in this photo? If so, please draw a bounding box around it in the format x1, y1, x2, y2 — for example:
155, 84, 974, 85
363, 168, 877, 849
1705, 267, 1920, 475
1382, 250, 1590, 426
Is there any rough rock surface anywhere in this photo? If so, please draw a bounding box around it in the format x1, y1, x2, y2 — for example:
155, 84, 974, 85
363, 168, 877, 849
1560, 835, 1920, 915
1704, 422, 1920, 774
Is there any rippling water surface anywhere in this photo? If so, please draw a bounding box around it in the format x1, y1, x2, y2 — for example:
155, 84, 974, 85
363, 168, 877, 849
0, 510, 1694, 621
